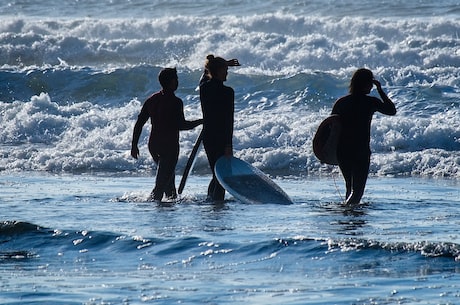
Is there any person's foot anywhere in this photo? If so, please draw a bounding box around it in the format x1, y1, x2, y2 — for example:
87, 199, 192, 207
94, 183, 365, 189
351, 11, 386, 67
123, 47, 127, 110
149, 191, 163, 202
165, 193, 177, 200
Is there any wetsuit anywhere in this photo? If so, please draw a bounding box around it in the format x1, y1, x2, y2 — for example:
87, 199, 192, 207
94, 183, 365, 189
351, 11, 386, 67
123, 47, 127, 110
331, 94, 396, 203
199, 78, 234, 201
132, 89, 201, 200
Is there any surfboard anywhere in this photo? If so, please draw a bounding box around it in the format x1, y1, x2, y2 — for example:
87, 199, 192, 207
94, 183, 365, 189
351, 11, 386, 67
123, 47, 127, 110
214, 156, 293, 204
312, 114, 341, 165
178, 129, 203, 194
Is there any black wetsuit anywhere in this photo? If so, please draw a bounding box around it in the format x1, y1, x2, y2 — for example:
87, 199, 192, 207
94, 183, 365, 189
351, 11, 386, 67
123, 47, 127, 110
331, 94, 396, 203
199, 78, 234, 201
133, 89, 201, 200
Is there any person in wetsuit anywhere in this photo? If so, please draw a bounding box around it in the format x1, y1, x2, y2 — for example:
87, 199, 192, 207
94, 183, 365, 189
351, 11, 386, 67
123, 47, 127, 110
131, 68, 202, 201
331, 68, 396, 205
199, 55, 240, 201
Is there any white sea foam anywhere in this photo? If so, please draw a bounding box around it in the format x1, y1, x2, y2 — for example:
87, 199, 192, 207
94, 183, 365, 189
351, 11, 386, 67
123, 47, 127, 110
0, 14, 459, 78
1, 87, 458, 178
0, 6, 459, 178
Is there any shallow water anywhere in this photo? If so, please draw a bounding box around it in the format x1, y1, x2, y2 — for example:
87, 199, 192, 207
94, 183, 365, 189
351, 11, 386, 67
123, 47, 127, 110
1, 173, 459, 304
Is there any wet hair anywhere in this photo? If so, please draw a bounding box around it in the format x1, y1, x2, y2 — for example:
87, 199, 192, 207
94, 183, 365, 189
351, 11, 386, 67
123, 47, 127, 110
204, 54, 227, 78
158, 68, 177, 88
349, 68, 373, 94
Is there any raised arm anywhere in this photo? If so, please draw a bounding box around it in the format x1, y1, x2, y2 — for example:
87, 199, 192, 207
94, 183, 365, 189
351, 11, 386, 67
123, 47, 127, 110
199, 58, 240, 86
373, 79, 396, 115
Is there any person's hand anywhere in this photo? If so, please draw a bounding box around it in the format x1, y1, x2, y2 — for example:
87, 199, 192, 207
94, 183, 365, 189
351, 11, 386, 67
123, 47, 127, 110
373, 79, 382, 90
131, 146, 139, 159
226, 59, 240, 67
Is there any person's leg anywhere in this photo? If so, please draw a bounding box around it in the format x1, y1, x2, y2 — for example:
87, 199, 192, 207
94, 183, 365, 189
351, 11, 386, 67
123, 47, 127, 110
338, 152, 353, 201
165, 176, 177, 199
152, 152, 178, 201
209, 176, 225, 201
203, 142, 225, 201
340, 167, 352, 201
164, 151, 179, 199
163, 170, 177, 200
207, 178, 216, 198
346, 154, 370, 205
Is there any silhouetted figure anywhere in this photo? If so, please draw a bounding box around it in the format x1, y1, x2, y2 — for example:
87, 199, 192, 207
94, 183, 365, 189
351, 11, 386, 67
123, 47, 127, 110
331, 68, 396, 205
131, 68, 202, 201
199, 55, 240, 201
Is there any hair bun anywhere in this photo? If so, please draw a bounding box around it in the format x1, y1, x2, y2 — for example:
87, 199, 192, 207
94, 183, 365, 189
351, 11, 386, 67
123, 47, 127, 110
206, 54, 215, 60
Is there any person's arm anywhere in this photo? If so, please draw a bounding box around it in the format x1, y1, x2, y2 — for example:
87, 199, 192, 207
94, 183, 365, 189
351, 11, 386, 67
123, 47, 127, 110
199, 70, 210, 86
373, 79, 396, 115
131, 106, 149, 159
177, 99, 203, 130
331, 97, 342, 115
199, 59, 240, 86
224, 88, 235, 157
179, 118, 203, 130
226, 59, 240, 67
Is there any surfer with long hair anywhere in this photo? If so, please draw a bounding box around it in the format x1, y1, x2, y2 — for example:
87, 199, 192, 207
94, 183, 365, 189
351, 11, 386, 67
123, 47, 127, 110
199, 55, 240, 201
331, 68, 396, 205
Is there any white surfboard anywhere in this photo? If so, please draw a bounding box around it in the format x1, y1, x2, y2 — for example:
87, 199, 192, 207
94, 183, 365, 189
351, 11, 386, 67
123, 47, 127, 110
215, 156, 293, 205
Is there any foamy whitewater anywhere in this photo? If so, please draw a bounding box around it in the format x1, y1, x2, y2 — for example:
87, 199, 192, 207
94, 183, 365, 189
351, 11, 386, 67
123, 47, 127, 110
1, 1, 460, 304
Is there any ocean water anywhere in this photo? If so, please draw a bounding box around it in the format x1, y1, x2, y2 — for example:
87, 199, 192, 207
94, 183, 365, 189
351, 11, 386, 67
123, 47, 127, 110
1, 0, 460, 304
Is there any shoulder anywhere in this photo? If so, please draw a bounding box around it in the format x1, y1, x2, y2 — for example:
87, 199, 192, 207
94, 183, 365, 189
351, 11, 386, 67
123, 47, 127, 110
224, 85, 234, 94
337, 94, 353, 102
200, 79, 211, 88
331, 95, 352, 114
367, 95, 382, 107
199, 79, 213, 91
144, 91, 162, 103
162, 91, 182, 106
365, 95, 380, 101
174, 95, 183, 105
333, 95, 351, 106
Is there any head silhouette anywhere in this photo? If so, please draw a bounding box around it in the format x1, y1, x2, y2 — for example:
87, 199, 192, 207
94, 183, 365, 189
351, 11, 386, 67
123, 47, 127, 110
158, 68, 178, 90
205, 54, 228, 81
349, 68, 374, 95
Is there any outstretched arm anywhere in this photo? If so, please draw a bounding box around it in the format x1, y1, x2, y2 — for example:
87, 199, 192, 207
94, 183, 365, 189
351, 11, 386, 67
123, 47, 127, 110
179, 118, 203, 130
373, 79, 396, 115
177, 100, 203, 130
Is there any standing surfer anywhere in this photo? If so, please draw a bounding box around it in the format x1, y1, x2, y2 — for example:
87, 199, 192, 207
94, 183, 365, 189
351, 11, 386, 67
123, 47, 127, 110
131, 68, 202, 201
331, 68, 396, 205
199, 55, 240, 201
